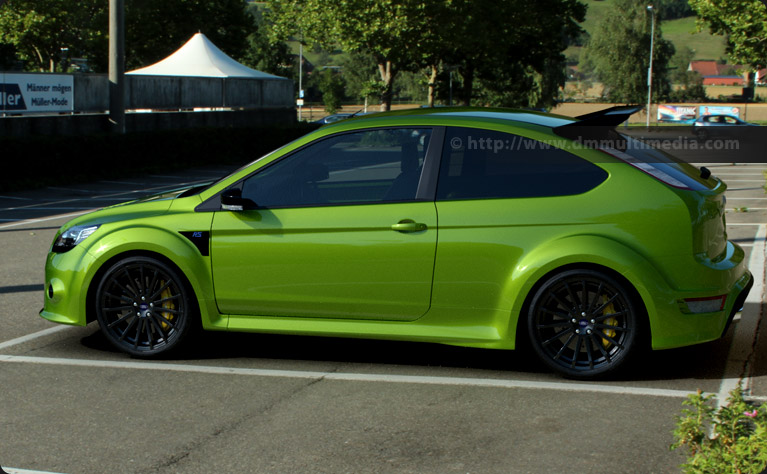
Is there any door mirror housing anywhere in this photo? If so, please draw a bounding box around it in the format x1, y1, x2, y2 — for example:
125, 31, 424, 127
220, 188, 256, 211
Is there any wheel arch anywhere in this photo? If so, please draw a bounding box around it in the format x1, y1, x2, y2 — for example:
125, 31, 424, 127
503, 235, 664, 350
82, 226, 221, 330
86, 250, 195, 322
513, 262, 649, 350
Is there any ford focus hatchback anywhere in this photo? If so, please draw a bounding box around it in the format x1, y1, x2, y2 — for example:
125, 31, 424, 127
41, 106, 752, 379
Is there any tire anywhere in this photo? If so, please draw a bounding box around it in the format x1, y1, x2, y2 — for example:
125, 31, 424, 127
527, 269, 642, 379
95, 256, 196, 357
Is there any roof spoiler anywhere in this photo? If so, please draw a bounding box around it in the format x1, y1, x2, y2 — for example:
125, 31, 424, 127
553, 105, 643, 144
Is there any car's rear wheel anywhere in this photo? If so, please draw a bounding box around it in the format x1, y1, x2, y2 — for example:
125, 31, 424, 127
95, 256, 195, 357
527, 269, 641, 379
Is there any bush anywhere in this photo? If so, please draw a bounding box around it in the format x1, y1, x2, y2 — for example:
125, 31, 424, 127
671, 387, 767, 473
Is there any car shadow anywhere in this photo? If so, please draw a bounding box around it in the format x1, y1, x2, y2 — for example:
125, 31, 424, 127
79, 325, 739, 382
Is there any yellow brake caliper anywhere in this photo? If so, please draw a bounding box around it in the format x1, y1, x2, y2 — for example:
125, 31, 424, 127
601, 296, 618, 348
159, 282, 175, 331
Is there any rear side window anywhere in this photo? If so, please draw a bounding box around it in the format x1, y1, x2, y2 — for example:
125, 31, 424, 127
436, 127, 607, 200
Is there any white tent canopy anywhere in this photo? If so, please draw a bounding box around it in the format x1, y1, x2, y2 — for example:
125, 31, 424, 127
127, 32, 279, 79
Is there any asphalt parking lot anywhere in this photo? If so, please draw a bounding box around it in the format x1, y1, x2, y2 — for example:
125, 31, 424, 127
1, 162, 766, 474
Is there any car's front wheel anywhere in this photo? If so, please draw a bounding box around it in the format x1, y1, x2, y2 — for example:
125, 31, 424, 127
527, 269, 642, 379
95, 256, 196, 357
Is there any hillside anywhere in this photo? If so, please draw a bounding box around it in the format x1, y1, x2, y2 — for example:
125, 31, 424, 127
568, 0, 728, 62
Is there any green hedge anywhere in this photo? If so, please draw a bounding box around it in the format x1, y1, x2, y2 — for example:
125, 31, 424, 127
0, 123, 320, 192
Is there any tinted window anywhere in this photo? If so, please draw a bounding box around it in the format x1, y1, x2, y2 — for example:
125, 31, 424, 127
242, 128, 432, 208
436, 127, 607, 200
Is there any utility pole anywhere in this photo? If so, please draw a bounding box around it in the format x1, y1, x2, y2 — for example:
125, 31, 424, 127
109, 0, 125, 134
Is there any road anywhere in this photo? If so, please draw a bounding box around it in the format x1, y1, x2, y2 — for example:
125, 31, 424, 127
0, 162, 765, 474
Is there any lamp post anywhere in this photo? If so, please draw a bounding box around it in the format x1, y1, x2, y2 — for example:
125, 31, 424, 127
646, 4, 656, 128
298, 38, 303, 121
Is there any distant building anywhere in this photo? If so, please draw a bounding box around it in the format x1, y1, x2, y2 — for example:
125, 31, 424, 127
688, 60, 732, 77
688, 60, 745, 86
702, 76, 746, 86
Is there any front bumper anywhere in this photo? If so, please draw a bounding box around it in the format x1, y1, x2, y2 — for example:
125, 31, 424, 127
39, 246, 98, 326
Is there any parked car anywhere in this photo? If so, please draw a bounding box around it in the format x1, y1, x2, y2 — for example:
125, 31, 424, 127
313, 113, 353, 125
41, 106, 752, 379
693, 114, 757, 140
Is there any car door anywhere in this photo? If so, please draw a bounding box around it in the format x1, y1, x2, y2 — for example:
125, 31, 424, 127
210, 127, 438, 321
430, 126, 609, 320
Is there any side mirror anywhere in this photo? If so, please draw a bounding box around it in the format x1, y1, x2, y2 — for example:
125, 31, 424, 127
220, 188, 256, 211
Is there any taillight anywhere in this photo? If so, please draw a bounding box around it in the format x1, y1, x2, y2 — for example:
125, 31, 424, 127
600, 147, 691, 189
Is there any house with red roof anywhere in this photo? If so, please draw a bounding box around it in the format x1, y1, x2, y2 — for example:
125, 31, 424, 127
688, 60, 745, 86
688, 60, 731, 76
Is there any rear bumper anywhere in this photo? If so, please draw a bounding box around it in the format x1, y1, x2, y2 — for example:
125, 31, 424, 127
650, 268, 753, 350
721, 271, 754, 337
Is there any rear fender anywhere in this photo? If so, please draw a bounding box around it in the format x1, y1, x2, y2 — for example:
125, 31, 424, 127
502, 235, 667, 347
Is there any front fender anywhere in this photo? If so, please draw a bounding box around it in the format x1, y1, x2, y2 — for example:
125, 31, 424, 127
82, 220, 221, 330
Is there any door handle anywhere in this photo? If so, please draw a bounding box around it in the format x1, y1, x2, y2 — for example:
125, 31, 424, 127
391, 221, 427, 233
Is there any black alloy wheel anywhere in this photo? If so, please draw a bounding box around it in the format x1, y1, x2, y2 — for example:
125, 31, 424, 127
527, 269, 641, 379
95, 256, 195, 357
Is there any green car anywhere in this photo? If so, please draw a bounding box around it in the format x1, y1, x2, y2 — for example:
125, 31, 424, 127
41, 106, 752, 379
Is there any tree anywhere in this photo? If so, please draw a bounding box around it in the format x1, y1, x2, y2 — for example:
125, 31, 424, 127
689, 0, 767, 85
0, 0, 106, 72
658, 0, 693, 20
667, 45, 708, 102
0, 0, 252, 73
339, 51, 384, 108
268, 0, 432, 111
241, 4, 293, 78
123, 0, 251, 71
465, 0, 586, 109
317, 68, 345, 114
583, 0, 675, 103
268, 0, 586, 110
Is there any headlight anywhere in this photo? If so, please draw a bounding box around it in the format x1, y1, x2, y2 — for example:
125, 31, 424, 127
52, 224, 100, 253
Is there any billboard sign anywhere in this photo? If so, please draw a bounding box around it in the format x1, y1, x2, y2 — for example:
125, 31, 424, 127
0, 73, 74, 114
657, 105, 697, 123
699, 105, 740, 118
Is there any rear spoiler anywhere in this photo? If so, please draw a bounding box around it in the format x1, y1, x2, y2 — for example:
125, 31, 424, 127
553, 105, 642, 144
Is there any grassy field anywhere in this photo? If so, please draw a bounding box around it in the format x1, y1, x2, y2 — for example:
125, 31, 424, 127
567, 0, 728, 62
662, 16, 728, 60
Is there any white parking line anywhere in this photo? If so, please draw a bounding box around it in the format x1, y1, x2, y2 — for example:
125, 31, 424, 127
716, 173, 766, 176
0, 354, 698, 399
0, 325, 702, 399
0, 326, 71, 350
1, 468, 67, 474
0, 195, 32, 201
0, 211, 91, 230
717, 224, 766, 408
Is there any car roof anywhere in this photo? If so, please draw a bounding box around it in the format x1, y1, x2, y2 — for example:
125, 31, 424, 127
329, 106, 576, 129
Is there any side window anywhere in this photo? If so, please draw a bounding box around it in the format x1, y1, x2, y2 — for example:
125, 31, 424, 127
241, 128, 432, 208
436, 127, 607, 200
